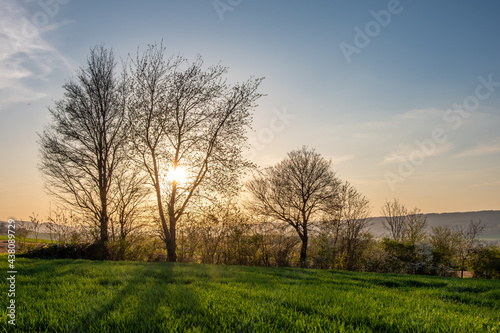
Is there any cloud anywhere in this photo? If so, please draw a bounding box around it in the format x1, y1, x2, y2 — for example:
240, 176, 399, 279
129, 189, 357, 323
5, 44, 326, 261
470, 181, 500, 188
381, 141, 454, 165
331, 154, 354, 164
0, 0, 75, 109
395, 107, 444, 120
453, 139, 500, 158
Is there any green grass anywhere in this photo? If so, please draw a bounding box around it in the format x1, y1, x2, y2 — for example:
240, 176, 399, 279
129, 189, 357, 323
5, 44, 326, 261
0, 235, 55, 244
1, 256, 499, 332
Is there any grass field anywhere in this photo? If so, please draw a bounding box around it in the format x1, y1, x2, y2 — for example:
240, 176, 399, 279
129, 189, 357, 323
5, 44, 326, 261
1, 256, 499, 332
0, 235, 55, 244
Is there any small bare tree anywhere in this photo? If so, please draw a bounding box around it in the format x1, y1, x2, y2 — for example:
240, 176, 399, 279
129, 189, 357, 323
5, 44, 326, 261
246, 146, 341, 267
28, 213, 42, 243
127, 43, 263, 261
404, 208, 427, 246
456, 220, 485, 278
46, 207, 76, 245
314, 181, 371, 270
381, 199, 408, 242
336, 182, 372, 270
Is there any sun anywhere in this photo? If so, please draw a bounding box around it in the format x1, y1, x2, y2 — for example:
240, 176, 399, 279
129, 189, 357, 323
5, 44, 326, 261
167, 166, 187, 184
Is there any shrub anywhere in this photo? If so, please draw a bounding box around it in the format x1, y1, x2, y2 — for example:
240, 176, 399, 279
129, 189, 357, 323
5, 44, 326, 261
20, 243, 107, 260
469, 246, 500, 279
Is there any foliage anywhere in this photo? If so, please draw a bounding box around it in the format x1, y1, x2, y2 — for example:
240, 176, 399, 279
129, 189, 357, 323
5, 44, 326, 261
469, 246, 500, 279
380, 238, 432, 275
19, 243, 108, 260
429, 226, 461, 276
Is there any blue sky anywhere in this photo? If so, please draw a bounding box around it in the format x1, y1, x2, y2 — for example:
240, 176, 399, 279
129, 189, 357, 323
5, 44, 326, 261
1, 0, 499, 219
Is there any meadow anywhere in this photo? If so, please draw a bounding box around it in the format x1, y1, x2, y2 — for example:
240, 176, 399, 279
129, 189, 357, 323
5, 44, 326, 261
1, 256, 499, 332
0, 235, 54, 244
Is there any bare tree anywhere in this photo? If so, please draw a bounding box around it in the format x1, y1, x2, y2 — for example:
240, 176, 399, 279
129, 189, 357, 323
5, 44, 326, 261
38, 45, 127, 253
336, 182, 372, 270
28, 213, 42, 243
404, 207, 427, 246
380, 199, 408, 242
246, 146, 341, 267
46, 206, 77, 245
313, 181, 371, 270
127, 43, 263, 261
456, 220, 485, 278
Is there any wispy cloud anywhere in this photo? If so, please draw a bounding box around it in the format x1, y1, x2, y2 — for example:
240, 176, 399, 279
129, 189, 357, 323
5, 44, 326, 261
381, 141, 454, 165
454, 139, 500, 158
331, 154, 355, 164
395, 107, 444, 120
0, 0, 74, 109
470, 181, 500, 188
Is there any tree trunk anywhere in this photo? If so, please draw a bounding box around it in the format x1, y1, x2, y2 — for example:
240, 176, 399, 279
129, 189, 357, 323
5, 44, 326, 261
99, 209, 109, 260
167, 213, 177, 262
100, 214, 109, 244
299, 235, 308, 268
99, 190, 109, 259
461, 258, 465, 278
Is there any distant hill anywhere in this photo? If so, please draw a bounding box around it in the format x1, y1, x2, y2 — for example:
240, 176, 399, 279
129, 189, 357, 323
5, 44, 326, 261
369, 210, 500, 241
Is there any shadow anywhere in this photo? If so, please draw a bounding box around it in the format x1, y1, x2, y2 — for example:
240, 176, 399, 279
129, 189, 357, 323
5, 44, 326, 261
61, 261, 233, 332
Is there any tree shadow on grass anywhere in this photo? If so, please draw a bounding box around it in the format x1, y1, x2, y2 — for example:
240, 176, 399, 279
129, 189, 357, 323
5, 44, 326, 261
63, 262, 231, 332
68, 262, 175, 332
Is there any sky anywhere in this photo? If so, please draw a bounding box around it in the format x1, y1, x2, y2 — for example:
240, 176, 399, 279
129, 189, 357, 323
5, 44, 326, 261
1, 0, 499, 221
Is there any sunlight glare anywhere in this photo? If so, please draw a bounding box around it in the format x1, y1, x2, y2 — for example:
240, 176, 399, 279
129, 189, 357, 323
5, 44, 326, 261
167, 166, 187, 184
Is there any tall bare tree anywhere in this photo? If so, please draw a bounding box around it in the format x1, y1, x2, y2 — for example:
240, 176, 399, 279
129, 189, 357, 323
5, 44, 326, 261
246, 146, 341, 267
127, 43, 263, 261
380, 199, 408, 242
39, 45, 127, 252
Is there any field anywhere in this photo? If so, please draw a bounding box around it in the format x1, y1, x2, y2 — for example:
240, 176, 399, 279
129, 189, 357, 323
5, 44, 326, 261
0, 235, 55, 244
1, 256, 499, 332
